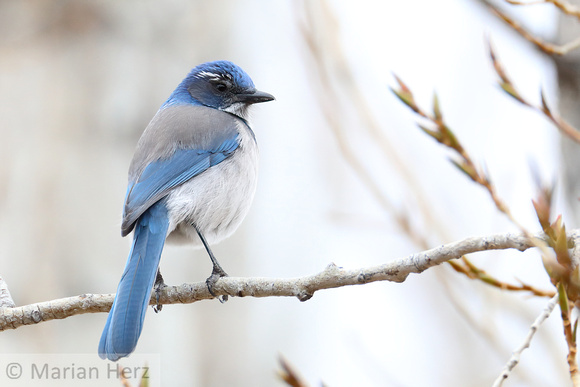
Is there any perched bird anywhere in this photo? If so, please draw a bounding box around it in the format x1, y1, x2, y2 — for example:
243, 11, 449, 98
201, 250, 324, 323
98, 61, 274, 361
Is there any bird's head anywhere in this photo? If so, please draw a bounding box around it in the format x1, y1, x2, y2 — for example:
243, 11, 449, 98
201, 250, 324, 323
166, 61, 274, 119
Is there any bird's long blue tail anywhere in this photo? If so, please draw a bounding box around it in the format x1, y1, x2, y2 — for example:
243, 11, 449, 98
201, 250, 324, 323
99, 200, 169, 361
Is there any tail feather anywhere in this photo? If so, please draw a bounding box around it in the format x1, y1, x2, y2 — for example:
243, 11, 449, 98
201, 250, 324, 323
99, 200, 169, 361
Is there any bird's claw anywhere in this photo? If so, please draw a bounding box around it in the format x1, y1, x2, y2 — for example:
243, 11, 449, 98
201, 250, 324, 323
206, 267, 229, 303
153, 271, 166, 313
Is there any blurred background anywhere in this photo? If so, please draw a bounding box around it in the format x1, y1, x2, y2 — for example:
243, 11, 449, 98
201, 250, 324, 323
0, 0, 576, 385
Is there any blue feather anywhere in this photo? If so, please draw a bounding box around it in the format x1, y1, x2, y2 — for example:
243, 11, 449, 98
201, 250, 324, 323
123, 134, 239, 233
99, 199, 169, 361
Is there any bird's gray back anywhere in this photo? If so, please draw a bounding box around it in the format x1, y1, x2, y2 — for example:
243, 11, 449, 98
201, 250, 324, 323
128, 105, 241, 180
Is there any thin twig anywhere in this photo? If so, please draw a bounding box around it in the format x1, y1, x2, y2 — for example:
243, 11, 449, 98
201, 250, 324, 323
0, 231, 562, 332
492, 294, 559, 386
505, 0, 549, 5
506, 0, 580, 19
489, 41, 580, 145
482, 0, 580, 55
547, 0, 580, 17
448, 258, 555, 297
558, 282, 580, 385
278, 357, 311, 387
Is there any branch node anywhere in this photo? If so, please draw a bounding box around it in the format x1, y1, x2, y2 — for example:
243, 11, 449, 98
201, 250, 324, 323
324, 262, 341, 273
31, 308, 42, 323
389, 270, 408, 283
357, 272, 371, 284
297, 291, 313, 302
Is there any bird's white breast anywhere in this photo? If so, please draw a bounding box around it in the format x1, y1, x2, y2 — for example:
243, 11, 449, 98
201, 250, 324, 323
164, 120, 258, 247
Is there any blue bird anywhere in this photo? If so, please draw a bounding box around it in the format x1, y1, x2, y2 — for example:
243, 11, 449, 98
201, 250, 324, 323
98, 61, 274, 361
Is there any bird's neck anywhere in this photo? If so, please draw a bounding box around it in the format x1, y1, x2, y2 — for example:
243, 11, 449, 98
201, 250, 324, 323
162, 85, 201, 108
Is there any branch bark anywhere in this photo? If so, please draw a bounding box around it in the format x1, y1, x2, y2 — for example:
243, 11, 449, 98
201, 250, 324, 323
0, 230, 565, 332
0, 275, 15, 308
492, 294, 559, 386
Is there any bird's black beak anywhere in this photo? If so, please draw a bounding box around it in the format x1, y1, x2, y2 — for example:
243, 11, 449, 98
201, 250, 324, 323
235, 90, 275, 104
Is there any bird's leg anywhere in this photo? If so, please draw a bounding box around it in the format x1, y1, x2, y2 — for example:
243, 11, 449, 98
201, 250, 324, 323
153, 269, 166, 313
195, 226, 229, 303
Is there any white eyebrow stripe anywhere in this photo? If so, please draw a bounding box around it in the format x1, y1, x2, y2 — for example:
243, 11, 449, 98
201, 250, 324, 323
196, 71, 221, 81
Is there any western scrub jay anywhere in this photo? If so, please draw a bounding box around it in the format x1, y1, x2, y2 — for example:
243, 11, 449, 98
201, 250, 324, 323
98, 61, 274, 361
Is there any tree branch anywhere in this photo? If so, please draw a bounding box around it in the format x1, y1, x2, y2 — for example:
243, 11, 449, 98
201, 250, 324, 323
0, 275, 15, 308
0, 231, 565, 332
492, 294, 559, 386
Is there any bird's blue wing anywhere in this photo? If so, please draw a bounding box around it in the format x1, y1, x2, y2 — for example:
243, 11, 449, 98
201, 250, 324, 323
122, 134, 239, 235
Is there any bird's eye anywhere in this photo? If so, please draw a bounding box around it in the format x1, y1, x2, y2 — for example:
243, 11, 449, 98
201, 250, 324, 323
214, 82, 228, 92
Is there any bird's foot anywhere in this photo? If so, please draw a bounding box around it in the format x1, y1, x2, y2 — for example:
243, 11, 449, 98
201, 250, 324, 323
206, 266, 229, 303
153, 270, 166, 313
